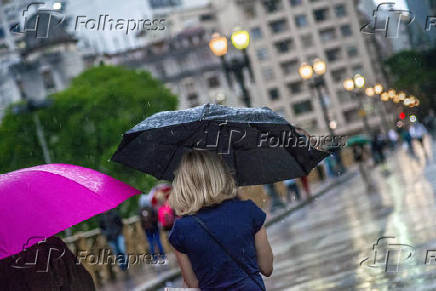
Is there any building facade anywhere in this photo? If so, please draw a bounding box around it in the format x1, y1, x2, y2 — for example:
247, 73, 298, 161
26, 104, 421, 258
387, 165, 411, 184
94, 27, 246, 109
233, 0, 382, 135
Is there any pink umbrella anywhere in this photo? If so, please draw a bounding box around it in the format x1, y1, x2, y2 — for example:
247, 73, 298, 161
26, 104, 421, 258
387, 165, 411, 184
0, 163, 140, 260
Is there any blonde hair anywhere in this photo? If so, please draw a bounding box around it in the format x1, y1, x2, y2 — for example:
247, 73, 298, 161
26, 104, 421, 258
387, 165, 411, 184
169, 150, 237, 215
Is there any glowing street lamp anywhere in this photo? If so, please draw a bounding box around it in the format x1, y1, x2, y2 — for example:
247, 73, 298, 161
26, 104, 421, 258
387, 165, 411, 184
343, 78, 354, 91
381, 92, 389, 101
298, 62, 314, 80
374, 83, 384, 95
365, 87, 375, 97
393, 95, 400, 103
353, 74, 365, 89
388, 89, 396, 99
231, 29, 250, 50
404, 98, 411, 106
398, 91, 406, 101
209, 33, 228, 57
313, 58, 327, 76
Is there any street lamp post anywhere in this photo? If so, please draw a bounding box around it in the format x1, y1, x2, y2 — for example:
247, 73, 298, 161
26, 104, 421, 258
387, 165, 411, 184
299, 59, 345, 174
366, 84, 390, 133
343, 74, 371, 134
209, 30, 254, 107
298, 59, 334, 136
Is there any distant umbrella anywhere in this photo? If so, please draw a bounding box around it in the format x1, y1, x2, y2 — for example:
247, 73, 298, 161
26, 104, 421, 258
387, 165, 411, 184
112, 104, 329, 186
0, 164, 140, 260
347, 134, 371, 146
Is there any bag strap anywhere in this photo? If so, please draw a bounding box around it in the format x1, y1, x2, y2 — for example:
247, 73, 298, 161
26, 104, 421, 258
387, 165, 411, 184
192, 215, 266, 291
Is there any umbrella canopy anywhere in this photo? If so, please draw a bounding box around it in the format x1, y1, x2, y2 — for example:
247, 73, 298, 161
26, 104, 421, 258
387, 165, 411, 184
112, 104, 329, 186
347, 134, 371, 146
0, 163, 140, 260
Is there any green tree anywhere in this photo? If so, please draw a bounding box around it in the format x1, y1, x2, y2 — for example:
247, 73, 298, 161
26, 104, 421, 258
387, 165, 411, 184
385, 49, 436, 116
0, 66, 178, 231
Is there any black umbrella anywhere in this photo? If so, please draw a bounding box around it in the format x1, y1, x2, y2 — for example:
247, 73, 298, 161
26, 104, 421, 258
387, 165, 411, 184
112, 104, 329, 186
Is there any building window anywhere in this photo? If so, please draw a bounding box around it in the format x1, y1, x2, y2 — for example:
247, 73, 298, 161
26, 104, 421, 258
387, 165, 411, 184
42, 70, 55, 90
319, 27, 337, 42
290, 0, 302, 7
269, 19, 288, 34
187, 93, 200, 107
295, 14, 308, 28
346, 46, 359, 57
293, 100, 313, 115
268, 88, 280, 100
325, 48, 342, 62
262, 0, 283, 13
337, 90, 350, 102
313, 8, 329, 22
343, 108, 359, 123
300, 34, 314, 47
274, 38, 294, 54
340, 24, 352, 37
200, 13, 215, 21
250, 27, 263, 40
256, 47, 270, 60
335, 4, 347, 17
262, 67, 275, 81
280, 59, 299, 75
288, 81, 303, 94
244, 4, 257, 19
207, 76, 220, 88
184, 80, 195, 91
331, 68, 347, 83
0, 27, 4, 38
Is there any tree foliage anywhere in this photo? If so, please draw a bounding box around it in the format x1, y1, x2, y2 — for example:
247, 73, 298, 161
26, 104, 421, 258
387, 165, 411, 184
0, 66, 178, 231
384, 49, 436, 116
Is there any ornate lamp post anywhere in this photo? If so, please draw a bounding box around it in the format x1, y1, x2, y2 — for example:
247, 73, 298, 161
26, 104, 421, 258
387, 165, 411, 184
343, 74, 371, 134
298, 59, 333, 136
209, 29, 254, 107
299, 59, 345, 173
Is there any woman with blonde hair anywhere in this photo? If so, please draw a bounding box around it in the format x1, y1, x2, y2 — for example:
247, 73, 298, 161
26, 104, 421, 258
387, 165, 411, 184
168, 150, 273, 290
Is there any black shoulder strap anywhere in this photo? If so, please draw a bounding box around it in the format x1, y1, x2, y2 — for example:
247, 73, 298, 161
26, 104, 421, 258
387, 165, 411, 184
192, 215, 266, 291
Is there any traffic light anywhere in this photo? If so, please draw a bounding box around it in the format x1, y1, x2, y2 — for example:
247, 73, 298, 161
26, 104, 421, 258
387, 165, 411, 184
399, 112, 405, 120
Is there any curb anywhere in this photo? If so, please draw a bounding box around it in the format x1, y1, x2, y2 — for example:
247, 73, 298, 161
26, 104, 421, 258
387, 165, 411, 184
139, 170, 358, 290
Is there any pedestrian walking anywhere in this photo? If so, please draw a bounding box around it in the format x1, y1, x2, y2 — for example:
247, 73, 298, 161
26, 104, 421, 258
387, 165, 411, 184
388, 128, 399, 150
352, 144, 375, 191
410, 122, 428, 159
99, 209, 128, 271
139, 193, 165, 259
263, 183, 285, 212
323, 155, 337, 178
370, 131, 386, 165
400, 126, 415, 157
300, 175, 311, 199
283, 179, 301, 202
168, 150, 273, 290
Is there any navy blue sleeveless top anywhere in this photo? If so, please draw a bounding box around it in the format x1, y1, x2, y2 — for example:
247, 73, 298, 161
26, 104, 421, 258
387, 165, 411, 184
169, 197, 267, 290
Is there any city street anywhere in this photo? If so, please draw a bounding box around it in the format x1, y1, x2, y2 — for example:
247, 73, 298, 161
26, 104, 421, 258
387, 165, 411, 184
163, 141, 436, 290
263, 142, 436, 290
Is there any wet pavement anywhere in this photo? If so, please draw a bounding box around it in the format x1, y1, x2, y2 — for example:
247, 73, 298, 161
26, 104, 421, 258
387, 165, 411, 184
164, 139, 436, 290
261, 140, 436, 290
